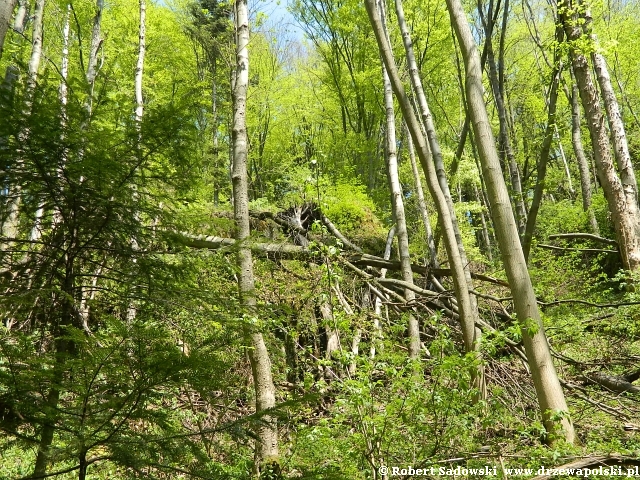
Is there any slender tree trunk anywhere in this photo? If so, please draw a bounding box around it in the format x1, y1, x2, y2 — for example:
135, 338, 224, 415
522, 30, 562, 261
29, 4, 72, 243
1, 0, 45, 249
365, 0, 479, 373
406, 125, 437, 268
84, 0, 104, 117
567, 77, 599, 234
480, 2, 527, 235
378, 5, 419, 358
447, 0, 575, 443
393, 0, 483, 392
232, 0, 279, 473
135, 0, 145, 126
474, 184, 493, 261
560, 7, 640, 271
0, 0, 17, 60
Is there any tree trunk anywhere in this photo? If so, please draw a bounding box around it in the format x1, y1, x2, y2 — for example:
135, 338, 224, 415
84, 0, 104, 117
378, 6, 419, 358
567, 76, 599, 234
371, 226, 395, 359
560, 7, 640, 271
522, 30, 562, 261
586, 11, 637, 200
232, 0, 279, 472
0, 0, 17, 60
365, 0, 479, 373
1, 0, 45, 249
480, 2, 527, 236
447, 0, 575, 443
393, 0, 482, 391
405, 125, 437, 268
135, 0, 145, 126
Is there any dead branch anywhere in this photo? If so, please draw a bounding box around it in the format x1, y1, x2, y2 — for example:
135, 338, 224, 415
549, 233, 618, 246
349, 254, 510, 287
320, 214, 363, 253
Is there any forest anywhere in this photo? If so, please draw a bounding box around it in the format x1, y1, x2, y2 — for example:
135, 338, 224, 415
0, 0, 639, 477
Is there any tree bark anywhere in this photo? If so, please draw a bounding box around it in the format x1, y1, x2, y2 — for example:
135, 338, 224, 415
365, 0, 479, 370
232, 0, 279, 472
1, 0, 45, 250
135, 0, 145, 126
560, 6, 640, 271
447, 0, 575, 443
479, 0, 527, 236
84, 0, 104, 117
0, 0, 17, 60
371, 226, 394, 359
585, 11, 637, 200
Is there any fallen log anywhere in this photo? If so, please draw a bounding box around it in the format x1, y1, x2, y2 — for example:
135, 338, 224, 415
582, 372, 640, 394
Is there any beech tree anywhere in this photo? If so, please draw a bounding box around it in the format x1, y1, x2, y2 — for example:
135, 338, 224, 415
446, 0, 575, 443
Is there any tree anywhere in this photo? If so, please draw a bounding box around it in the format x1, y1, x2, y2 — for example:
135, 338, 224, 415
0, 0, 17, 59
231, 0, 280, 474
364, 0, 480, 388
446, 0, 575, 443
559, 0, 640, 271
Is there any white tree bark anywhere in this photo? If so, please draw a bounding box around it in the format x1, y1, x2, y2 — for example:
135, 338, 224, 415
364, 0, 478, 371
371, 226, 395, 358
391, 0, 482, 389
232, 0, 279, 472
567, 78, 599, 234
447, 0, 575, 443
135, 0, 146, 126
1, 0, 46, 249
378, 0, 419, 359
0, 0, 17, 60
85, 0, 104, 117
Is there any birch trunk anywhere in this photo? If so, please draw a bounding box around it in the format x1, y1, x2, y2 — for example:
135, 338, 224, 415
84, 0, 104, 117
561, 8, 640, 271
232, 0, 279, 472
30, 4, 71, 243
1, 0, 45, 249
365, 0, 479, 371
447, 0, 575, 443
0, 0, 17, 60
135, 0, 145, 126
